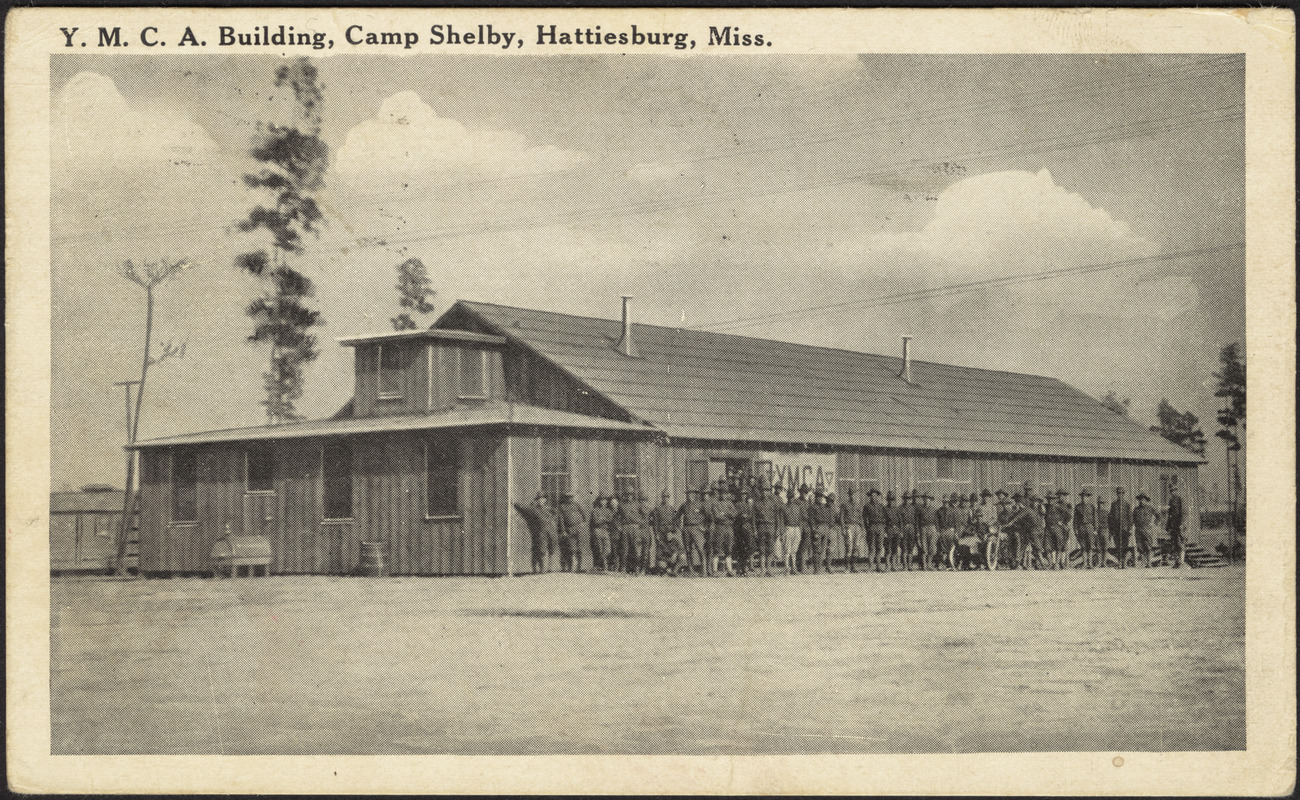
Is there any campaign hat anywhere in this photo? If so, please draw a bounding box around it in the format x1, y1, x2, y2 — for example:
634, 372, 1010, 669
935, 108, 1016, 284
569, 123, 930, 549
1135, 491, 1151, 501
661, 490, 671, 499
948, 492, 960, 504
885, 491, 896, 501
1079, 488, 1092, 497
867, 488, 882, 497
995, 489, 1009, 498
1056, 489, 1070, 496
981, 489, 993, 498
967, 492, 979, 503
1115, 486, 1126, 494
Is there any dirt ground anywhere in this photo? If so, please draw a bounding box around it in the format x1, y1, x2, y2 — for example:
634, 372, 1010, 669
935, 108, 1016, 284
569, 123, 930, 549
51, 562, 1245, 755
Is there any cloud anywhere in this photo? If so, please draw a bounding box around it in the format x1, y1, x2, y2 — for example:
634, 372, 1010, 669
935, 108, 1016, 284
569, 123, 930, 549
333, 91, 587, 180
52, 72, 220, 174
626, 161, 694, 184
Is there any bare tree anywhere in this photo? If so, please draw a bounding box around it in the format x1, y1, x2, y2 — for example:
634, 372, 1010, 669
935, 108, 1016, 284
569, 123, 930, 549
114, 257, 189, 574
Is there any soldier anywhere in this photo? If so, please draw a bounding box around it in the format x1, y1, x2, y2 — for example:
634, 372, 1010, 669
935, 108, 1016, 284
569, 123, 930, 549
588, 495, 613, 572
634, 492, 654, 574
936, 493, 961, 570
1043, 489, 1070, 570
862, 488, 887, 572
706, 485, 736, 577
915, 492, 939, 570
897, 490, 917, 571
651, 490, 683, 575
752, 482, 781, 577
810, 489, 837, 573
1165, 485, 1186, 568
678, 489, 709, 576
1108, 487, 1133, 569
616, 490, 647, 575
608, 494, 625, 573
556, 491, 587, 572
1072, 489, 1098, 569
839, 487, 863, 573
513, 491, 558, 574
1132, 492, 1162, 568
732, 489, 754, 576
779, 487, 803, 575
1003, 494, 1029, 568
882, 491, 901, 571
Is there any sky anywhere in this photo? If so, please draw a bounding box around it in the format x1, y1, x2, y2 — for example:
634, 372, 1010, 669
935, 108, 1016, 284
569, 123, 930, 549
50, 53, 1245, 494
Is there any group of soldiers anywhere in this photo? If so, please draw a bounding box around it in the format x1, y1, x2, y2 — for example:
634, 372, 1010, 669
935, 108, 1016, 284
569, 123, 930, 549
514, 478, 1187, 576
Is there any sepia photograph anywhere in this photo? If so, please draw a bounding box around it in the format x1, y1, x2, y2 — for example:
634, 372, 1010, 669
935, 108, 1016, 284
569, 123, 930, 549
8, 6, 1294, 795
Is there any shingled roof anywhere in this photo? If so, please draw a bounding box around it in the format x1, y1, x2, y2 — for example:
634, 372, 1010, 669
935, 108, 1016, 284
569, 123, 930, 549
445, 300, 1203, 464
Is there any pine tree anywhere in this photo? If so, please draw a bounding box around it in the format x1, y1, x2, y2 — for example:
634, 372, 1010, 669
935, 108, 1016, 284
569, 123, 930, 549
1150, 398, 1207, 455
1099, 389, 1131, 417
234, 59, 329, 423
390, 257, 436, 331
1213, 342, 1246, 450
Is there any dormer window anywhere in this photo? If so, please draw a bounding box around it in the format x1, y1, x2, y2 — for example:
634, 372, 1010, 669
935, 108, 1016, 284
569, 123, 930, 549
457, 347, 488, 400
378, 344, 403, 400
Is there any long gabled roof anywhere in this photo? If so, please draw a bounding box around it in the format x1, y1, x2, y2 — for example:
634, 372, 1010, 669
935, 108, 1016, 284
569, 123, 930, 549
446, 300, 1204, 464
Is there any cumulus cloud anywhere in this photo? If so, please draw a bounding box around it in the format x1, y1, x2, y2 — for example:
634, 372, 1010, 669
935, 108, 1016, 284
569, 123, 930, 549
333, 91, 587, 180
830, 169, 1195, 321
52, 72, 220, 173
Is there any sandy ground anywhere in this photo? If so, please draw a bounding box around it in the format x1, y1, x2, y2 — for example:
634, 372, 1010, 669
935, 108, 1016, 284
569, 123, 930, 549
51, 563, 1244, 755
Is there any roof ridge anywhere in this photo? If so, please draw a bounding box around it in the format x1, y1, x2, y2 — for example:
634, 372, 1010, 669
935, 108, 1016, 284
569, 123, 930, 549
454, 298, 1082, 384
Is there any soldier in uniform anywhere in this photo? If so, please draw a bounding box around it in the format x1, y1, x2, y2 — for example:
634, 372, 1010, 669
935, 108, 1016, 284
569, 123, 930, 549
1132, 491, 1162, 568
651, 490, 683, 575
608, 494, 625, 573
839, 487, 864, 573
678, 489, 709, 576
706, 485, 736, 577
513, 491, 559, 574
1108, 487, 1133, 569
733, 489, 754, 576
810, 489, 837, 573
862, 488, 887, 572
902, 490, 922, 571
915, 492, 939, 570
616, 490, 647, 575
779, 486, 804, 575
751, 481, 781, 577
881, 491, 901, 571
634, 492, 654, 574
1073, 488, 1099, 569
1043, 489, 1070, 570
936, 493, 961, 570
1165, 485, 1186, 568
556, 491, 588, 572
588, 495, 613, 572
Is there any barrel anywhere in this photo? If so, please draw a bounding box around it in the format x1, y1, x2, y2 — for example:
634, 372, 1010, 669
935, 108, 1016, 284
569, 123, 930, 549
358, 541, 386, 577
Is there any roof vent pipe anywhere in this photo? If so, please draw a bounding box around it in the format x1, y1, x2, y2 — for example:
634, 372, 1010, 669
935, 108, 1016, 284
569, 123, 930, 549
617, 295, 638, 357
898, 335, 913, 383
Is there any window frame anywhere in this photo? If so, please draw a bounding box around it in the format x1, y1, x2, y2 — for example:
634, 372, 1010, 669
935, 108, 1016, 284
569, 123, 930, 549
686, 459, 710, 493
424, 438, 460, 519
540, 437, 571, 508
170, 448, 198, 524
377, 343, 404, 401
456, 347, 489, 400
321, 440, 354, 522
245, 445, 275, 494
612, 440, 639, 500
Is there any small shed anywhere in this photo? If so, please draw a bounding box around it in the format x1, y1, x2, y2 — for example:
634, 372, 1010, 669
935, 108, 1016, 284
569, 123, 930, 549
50, 490, 135, 572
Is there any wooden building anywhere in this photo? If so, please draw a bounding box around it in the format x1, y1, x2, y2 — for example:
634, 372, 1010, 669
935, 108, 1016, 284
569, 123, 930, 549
131, 299, 1204, 576
50, 490, 134, 572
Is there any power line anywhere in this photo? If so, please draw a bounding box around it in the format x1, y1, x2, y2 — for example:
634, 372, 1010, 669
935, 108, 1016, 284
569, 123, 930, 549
692, 243, 1245, 333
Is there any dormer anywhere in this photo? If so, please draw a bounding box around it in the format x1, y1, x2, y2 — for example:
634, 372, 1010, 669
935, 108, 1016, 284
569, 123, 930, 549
338, 329, 507, 418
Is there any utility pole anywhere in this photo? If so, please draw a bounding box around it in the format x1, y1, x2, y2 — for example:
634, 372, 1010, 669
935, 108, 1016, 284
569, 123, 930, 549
113, 380, 142, 575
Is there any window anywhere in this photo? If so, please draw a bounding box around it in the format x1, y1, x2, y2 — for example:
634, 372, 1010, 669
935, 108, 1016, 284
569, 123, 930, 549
1006, 459, 1035, 487
171, 449, 197, 522
322, 440, 353, 520
245, 446, 274, 493
425, 438, 459, 517
836, 453, 858, 499
686, 460, 710, 493
613, 440, 639, 499
541, 438, 570, 507
458, 348, 487, 399
1095, 461, 1111, 484
378, 344, 403, 400
941, 457, 972, 481
859, 453, 883, 493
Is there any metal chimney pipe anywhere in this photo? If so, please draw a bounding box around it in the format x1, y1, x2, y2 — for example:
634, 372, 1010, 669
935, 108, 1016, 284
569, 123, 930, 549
617, 296, 638, 357
899, 335, 913, 383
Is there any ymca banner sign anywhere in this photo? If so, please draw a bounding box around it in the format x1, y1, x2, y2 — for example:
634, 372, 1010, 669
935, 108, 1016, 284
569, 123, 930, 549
758, 452, 836, 493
